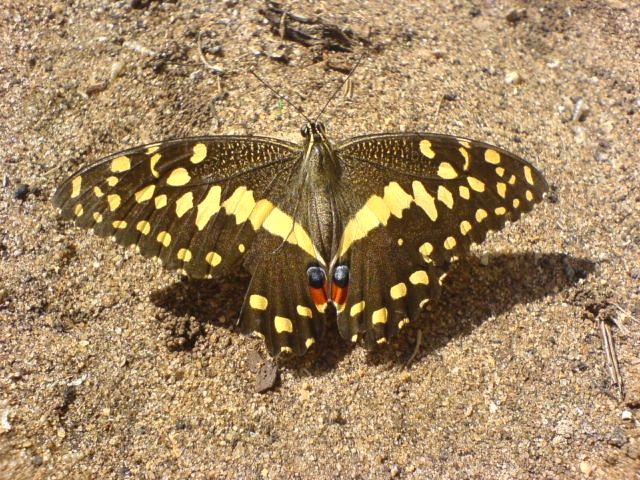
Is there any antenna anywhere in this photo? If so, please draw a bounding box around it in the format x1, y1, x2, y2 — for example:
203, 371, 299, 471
250, 70, 311, 123
314, 53, 365, 123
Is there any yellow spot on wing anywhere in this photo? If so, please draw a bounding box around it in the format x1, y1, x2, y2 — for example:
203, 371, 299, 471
238, 243, 246, 253
274, 316, 293, 334
350, 301, 365, 317
338, 194, 394, 257
154, 194, 167, 209
459, 185, 470, 200
383, 182, 413, 217
297, 305, 313, 317
419, 242, 434, 258
444, 236, 457, 249
398, 318, 410, 329
249, 294, 268, 311
484, 149, 501, 164
467, 176, 485, 192
248, 199, 275, 230
366, 195, 392, 225
372, 307, 388, 325
513, 198, 520, 208
71, 176, 82, 198
412, 181, 437, 221
409, 270, 429, 285
107, 194, 121, 211
376, 337, 387, 344
495, 206, 507, 215
496, 182, 507, 198
150, 153, 161, 178
175, 191, 194, 218
134, 185, 155, 203
176, 248, 192, 262
305, 338, 315, 349
112, 220, 127, 229
261, 205, 318, 260
92, 212, 103, 223
222, 186, 256, 224
157, 231, 171, 247
351, 334, 358, 342
280, 346, 293, 354
195, 186, 222, 230
459, 147, 470, 170
190, 143, 207, 164
106, 176, 119, 187
495, 167, 505, 177
390, 282, 407, 300
205, 251, 221, 267
93, 186, 104, 197
74, 204, 83, 216
475, 208, 488, 222
146, 145, 160, 155
524, 166, 534, 185
459, 140, 471, 149
136, 220, 151, 235
460, 220, 472, 235
525, 190, 534, 202
111, 156, 131, 173
166, 168, 191, 186
419, 139, 436, 159
437, 185, 454, 209
437, 162, 458, 179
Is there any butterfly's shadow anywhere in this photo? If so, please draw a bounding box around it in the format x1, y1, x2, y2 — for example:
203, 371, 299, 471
150, 252, 594, 372
363, 251, 595, 368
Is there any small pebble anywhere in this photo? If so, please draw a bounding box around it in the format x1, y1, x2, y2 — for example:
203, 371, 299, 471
506, 8, 527, 23
621, 410, 632, 420
433, 49, 446, 59
571, 98, 589, 122
594, 150, 608, 162
13, 183, 29, 200
505, 71, 522, 85
579, 461, 593, 475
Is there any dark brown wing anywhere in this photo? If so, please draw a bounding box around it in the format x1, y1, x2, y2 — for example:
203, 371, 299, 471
333, 133, 548, 346
53, 136, 327, 354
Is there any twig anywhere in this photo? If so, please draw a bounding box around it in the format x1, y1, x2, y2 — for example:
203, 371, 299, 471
197, 31, 225, 75
600, 319, 623, 399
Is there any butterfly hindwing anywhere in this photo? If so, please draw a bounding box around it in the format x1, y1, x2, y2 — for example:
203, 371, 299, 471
240, 233, 324, 356
334, 133, 548, 345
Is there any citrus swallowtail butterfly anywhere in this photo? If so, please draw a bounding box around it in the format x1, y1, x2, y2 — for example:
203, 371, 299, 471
53, 119, 548, 355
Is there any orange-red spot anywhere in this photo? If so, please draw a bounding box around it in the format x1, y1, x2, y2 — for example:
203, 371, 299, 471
309, 285, 328, 309
331, 284, 348, 307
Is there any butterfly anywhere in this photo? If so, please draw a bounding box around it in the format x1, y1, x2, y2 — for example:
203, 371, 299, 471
53, 120, 548, 356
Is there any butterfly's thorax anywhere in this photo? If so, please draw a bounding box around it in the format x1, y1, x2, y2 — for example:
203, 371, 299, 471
298, 123, 343, 263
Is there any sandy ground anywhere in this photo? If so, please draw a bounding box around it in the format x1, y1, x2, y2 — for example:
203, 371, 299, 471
1, 1, 639, 478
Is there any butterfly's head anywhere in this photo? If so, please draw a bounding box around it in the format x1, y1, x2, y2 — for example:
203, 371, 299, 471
300, 121, 326, 140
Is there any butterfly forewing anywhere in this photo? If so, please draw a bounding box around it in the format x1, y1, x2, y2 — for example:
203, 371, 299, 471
333, 133, 548, 345
54, 136, 301, 276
